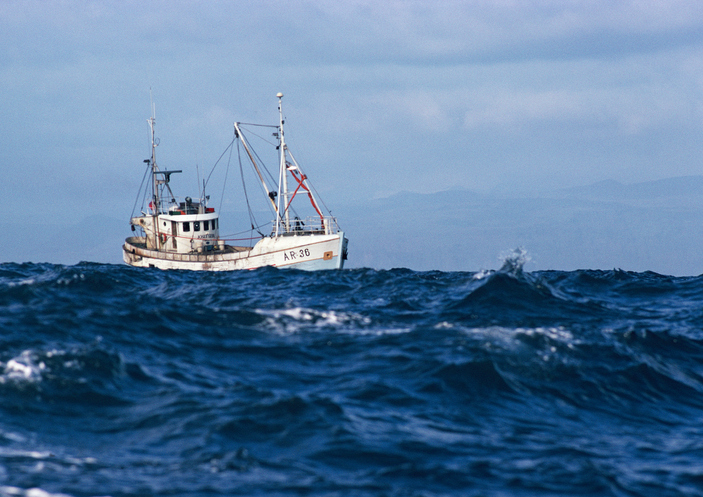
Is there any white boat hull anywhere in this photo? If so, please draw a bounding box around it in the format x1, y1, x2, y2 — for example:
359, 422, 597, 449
123, 232, 347, 271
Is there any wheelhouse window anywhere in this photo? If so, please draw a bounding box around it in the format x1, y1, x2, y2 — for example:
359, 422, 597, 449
212, 219, 217, 229
194, 221, 200, 232
183, 222, 190, 232
203, 220, 209, 231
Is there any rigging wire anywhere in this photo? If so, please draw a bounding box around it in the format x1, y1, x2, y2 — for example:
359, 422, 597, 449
218, 129, 236, 214
237, 124, 280, 192
204, 137, 235, 192
127, 117, 339, 244
237, 123, 334, 226
219, 222, 272, 240
235, 125, 284, 234
130, 163, 151, 219
309, 181, 338, 226
237, 125, 279, 148
237, 140, 265, 239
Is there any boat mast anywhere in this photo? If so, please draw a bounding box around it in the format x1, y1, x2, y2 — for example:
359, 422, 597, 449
148, 108, 160, 215
277, 92, 291, 234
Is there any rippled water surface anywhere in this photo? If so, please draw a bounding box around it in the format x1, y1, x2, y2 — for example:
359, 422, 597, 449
2, 259, 703, 496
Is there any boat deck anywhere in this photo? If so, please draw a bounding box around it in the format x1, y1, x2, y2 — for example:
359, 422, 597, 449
124, 237, 252, 263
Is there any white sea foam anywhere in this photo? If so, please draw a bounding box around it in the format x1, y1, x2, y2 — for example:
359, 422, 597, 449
256, 307, 396, 335
461, 325, 579, 361
472, 269, 493, 280
515, 326, 575, 344
0, 448, 53, 460
0, 486, 75, 497
1, 350, 46, 384
5, 278, 36, 288
463, 325, 575, 342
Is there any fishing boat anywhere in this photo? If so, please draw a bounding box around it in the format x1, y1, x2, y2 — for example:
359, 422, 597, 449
123, 93, 348, 271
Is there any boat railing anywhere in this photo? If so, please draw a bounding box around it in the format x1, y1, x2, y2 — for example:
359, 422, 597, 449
150, 197, 214, 216
277, 216, 340, 235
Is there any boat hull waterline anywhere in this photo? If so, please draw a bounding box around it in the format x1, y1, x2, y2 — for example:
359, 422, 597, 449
124, 232, 347, 271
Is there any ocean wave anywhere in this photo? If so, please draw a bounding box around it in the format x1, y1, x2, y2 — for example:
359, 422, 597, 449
2, 262, 703, 495
0, 342, 134, 410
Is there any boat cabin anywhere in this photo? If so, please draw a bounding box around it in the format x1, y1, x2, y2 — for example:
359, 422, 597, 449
131, 197, 222, 254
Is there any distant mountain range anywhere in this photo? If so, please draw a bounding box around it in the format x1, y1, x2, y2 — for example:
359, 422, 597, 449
555, 175, 703, 204
337, 176, 703, 275
4, 176, 703, 276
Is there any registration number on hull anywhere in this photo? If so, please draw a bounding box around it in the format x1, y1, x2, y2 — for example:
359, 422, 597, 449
283, 248, 311, 262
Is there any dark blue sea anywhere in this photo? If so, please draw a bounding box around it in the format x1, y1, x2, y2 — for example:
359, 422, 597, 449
2, 255, 703, 496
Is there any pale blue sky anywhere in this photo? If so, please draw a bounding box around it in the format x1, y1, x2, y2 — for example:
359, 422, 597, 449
2, 1, 703, 228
